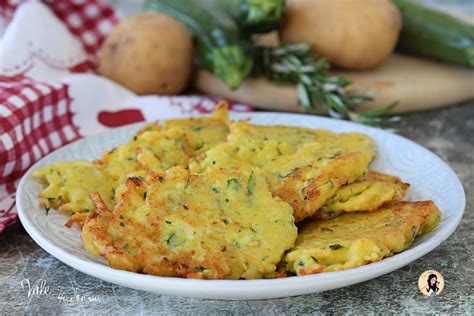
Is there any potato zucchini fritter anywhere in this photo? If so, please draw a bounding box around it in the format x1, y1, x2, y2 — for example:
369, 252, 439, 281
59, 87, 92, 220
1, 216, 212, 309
264, 143, 374, 222
194, 128, 375, 222
33, 161, 116, 213
135, 101, 230, 155
81, 167, 297, 279
316, 171, 410, 219
285, 201, 441, 275
228, 121, 376, 155
95, 127, 193, 182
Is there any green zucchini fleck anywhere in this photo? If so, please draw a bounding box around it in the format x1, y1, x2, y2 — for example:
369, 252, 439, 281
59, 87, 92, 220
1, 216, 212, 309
166, 233, 180, 247
227, 178, 240, 190
277, 168, 299, 180
247, 171, 256, 199
123, 244, 131, 253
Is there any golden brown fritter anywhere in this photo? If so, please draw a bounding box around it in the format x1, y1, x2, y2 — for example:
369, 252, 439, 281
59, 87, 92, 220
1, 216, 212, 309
33, 161, 116, 213
228, 121, 376, 155
264, 143, 374, 222
95, 127, 193, 182
135, 101, 230, 156
194, 123, 376, 222
285, 201, 441, 275
81, 167, 297, 279
316, 171, 410, 219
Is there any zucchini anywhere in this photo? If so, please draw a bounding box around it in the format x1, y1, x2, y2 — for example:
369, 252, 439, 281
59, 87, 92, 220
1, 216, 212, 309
392, 0, 474, 67
247, 171, 256, 200
216, 0, 285, 33
145, 0, 253, 89
227, 178, 240, 190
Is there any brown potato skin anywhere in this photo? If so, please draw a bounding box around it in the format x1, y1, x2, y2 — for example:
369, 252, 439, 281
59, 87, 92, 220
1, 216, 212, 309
98, 13, 193, 95
281, 0, 402, 70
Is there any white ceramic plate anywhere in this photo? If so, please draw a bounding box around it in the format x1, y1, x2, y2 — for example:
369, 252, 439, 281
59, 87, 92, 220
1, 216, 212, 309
17, 112, 465, 300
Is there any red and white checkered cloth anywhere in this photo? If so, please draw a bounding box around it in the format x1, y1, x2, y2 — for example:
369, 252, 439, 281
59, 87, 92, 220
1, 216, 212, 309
49, 1, 119, 71
0, 77, 81, 231
0, 0, 252, 232
0, 0, 115, 232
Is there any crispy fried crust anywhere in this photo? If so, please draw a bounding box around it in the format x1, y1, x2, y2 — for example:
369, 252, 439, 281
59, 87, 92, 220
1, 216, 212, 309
265, 144, 373, 222
316, 171, 410, 219
285, 201, 441, 275
81, 167, 297, 279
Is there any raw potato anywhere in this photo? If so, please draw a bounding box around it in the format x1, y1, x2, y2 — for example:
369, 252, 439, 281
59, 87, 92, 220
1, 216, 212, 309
98, 13, 193, 95
281, 0, 402, 70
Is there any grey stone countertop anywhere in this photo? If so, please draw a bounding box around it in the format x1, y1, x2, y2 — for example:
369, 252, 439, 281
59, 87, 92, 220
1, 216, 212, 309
1, 102, 473, 315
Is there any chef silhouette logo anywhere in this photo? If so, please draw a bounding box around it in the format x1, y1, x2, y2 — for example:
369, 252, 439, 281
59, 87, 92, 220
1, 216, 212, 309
418, 270, 444, 297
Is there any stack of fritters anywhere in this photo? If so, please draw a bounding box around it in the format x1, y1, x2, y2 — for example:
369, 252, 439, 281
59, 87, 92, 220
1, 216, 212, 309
34, 102, 441, 279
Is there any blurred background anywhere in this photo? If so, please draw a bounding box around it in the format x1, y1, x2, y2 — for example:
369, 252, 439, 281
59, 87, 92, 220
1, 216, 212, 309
96, 0, 474, 124
110, 0, 474, 16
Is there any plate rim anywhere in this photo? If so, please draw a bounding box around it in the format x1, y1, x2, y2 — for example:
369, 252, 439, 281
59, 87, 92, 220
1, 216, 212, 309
16, 112, 466, 300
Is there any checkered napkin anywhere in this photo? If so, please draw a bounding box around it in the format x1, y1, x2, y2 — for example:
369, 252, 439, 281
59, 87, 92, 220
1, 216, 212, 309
0, 1, 251, 232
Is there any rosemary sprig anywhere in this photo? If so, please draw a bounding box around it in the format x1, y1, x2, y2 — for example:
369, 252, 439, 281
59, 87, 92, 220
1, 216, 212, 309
252, 44, 399, 127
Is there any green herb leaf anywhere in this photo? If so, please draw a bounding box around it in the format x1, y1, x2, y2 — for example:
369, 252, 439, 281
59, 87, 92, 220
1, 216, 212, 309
166, 233, 179, 246
247, 171, 256, 200
252, 44, 398, 127
227, 178, 240, 190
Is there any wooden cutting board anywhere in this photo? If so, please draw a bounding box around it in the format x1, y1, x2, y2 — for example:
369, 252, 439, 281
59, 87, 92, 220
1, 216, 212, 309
194, 54, 474, 114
